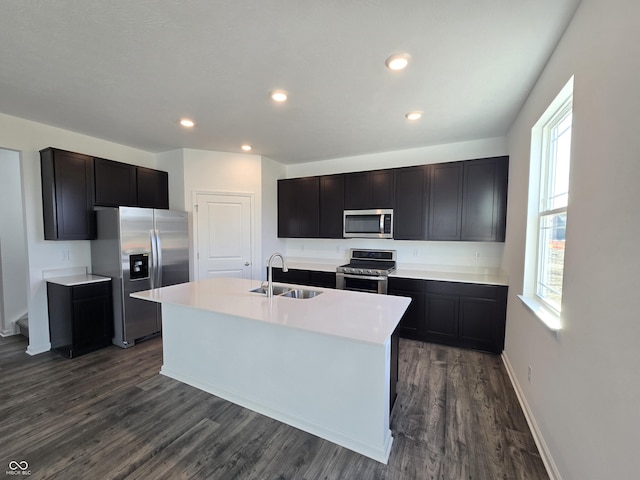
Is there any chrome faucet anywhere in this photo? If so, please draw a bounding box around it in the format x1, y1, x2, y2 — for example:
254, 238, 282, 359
266, 252, 288, 297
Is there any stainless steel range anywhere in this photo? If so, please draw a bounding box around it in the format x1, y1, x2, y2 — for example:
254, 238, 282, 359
336, 248, 397, 294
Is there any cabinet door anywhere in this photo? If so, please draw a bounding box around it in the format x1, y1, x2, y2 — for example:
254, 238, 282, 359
308, 270, 337, 288
73, 294, 113, 354
344, 172, 369, 209
40, 148, 96, 240
137, 167, 169, 209
389, 277, 425, 339
297, 177, 320, 237
278, 179, 297, 238
424, 293, 459, 344
369, 170, 394, 208
94, 157, 137, 207
428, 162, 463, 240
319, 174, 344, 238
461, 156, 508, 241
394, 165, 428, 240
457, 297, 498, 352
72, 283, 113, 355
277, 178, 319, 238
344, 170, 394, 210
271, 268, 310, 285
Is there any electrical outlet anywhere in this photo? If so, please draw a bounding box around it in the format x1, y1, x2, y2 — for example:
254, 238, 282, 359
412, 248, 419, 257
475, 250, 481, 260
61, 249, 70, 262
528, 365, 532, 382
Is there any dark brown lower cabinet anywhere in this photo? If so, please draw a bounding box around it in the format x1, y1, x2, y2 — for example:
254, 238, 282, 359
390, 277, 507, 353
423, 281, 508, 354
388, 277, 425, 339
270, 267, 336, 289
390, 327, 399, 413
272, 267, 507, 354
47, 280, 113, 358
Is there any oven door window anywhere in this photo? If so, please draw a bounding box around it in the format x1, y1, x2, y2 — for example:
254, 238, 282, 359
343, 276, 383, 293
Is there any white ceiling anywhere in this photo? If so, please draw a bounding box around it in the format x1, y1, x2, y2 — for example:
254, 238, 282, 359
0, 0, 580, 164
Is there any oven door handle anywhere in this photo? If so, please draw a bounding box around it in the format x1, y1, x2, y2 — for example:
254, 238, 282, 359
337, 273, 386, 281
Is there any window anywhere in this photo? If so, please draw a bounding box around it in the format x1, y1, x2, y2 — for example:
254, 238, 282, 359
520, 77, 573, 331
537, 103, 571, 311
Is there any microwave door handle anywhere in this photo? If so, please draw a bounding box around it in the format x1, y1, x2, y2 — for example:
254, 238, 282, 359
380, 214, 384, 233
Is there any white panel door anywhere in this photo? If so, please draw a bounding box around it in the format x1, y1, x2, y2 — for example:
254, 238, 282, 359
195, 193, 253, 280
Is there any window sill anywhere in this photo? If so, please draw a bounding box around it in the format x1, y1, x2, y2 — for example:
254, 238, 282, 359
518, 295, 562, 335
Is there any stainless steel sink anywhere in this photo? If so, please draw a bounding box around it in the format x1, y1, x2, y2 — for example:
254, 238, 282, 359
280, 288, 322, 299
250, 285, 291, 296
249, 285, 322, 299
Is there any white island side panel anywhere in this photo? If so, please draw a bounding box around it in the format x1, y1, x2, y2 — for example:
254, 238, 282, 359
160, 302, 393, 463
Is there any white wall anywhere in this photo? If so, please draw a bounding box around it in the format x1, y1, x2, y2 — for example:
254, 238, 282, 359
261, 156, 287, 274
0, 149, 28, 335
502, 0, 640, 479
156, 149, 186, 211
0, 113, 157, 354
181, 148, 264, 281
283, 137, 509, 271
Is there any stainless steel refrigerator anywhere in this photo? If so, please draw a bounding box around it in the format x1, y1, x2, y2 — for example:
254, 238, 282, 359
91, 207, 189, 348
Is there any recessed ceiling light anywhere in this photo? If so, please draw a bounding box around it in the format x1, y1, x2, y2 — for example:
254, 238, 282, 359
271, 90, 288, 102
241, 144, 252, 151
405, 111, 423, 121
385, 53, 410, 71
180, 118, 195, 127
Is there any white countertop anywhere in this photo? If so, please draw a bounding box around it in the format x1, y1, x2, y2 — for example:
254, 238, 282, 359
132, 277, 411, 345
283, 259, 508, 286
46, 274, 111, 286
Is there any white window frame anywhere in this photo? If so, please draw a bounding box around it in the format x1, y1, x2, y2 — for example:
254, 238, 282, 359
519, 77, 574, 332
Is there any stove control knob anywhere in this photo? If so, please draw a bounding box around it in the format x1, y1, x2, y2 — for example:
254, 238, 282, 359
367, 270, 373, 275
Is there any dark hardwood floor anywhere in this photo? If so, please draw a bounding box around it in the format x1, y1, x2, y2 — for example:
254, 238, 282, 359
0, 334, 547, 479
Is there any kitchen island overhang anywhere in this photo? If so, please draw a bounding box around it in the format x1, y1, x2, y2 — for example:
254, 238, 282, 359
132, 277, 410, 463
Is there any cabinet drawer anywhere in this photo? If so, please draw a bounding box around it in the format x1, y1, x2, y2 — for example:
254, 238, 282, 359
72, 282, 111, 301
424, 280, 505, 299
389, 277, 424, 293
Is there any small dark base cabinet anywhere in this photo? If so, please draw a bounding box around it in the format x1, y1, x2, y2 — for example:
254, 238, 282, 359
47, 281, 113, 358
390, 278, 508, 354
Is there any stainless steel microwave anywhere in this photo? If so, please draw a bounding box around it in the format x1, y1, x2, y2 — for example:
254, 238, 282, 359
343, 209, 393, 239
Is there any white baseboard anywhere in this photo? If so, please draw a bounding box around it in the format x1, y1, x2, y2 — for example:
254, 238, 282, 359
501, 352, 562, 480
1, 328, 18, 337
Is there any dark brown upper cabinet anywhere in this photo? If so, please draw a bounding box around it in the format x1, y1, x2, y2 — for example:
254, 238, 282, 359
41, 148, 96, 240
394, 165, 428, 240
461, 156, 508, 241
137, 166, 169, 209
429, 156, 508, 241
277, 156, 508, 242
344, 169, 394, 209
94, 157, 137, 207
42, 148, 171, 241
278, 177, 319, 238
428, 162, 464, 240
319, 174, 345, 238
95, 159, 168, 209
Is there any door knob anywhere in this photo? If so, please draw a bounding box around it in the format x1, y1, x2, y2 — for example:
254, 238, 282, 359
244, 262, 250, 266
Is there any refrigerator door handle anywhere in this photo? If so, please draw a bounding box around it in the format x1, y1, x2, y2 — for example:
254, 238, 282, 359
150, 229, 158, 289
155, 229, 163, 287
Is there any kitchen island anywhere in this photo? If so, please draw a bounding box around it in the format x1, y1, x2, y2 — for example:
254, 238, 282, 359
132, 277, 410, 463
